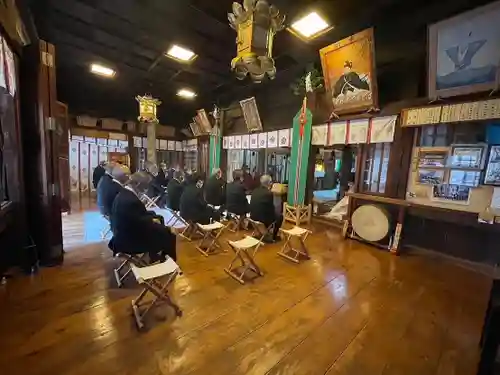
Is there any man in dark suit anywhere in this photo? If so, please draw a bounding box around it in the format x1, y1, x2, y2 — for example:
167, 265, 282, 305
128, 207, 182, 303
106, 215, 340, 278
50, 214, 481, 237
92, 161, 107, 189
180, 173, 220, 225
96, 163, 129, 217
226, 169, 249, 216
204, 168, 225, 207
250, 174, 283, 241
166, 170, 184, 212
109, 172, 177, 262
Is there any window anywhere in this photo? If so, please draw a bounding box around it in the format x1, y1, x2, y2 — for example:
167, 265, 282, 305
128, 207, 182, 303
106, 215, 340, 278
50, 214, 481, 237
420, 124, 449, 147
362, 143, 391, 194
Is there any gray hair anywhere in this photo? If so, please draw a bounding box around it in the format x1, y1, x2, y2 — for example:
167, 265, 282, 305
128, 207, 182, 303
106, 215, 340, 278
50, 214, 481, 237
126, 171, 152, 193
260, 174, 272, 188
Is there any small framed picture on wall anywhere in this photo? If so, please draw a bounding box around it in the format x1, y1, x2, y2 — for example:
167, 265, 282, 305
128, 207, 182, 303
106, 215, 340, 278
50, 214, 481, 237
484, 145, 500, 185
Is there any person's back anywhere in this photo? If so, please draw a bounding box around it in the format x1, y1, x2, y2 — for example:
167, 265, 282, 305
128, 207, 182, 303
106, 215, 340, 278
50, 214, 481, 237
167, 175, 184, 211
226, 169, 249, 216
250, 185, 275, 225
205, 170, 224, 206
180, 183, 206, 222
92, 164, 106, 189
97, 174, 123, 217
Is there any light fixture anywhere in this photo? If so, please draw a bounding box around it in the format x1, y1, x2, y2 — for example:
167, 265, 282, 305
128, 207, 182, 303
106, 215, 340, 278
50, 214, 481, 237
90, 63, 116, 77
166, 45, 197, 62
290, 12, 330, 39
177, 89, 197, 99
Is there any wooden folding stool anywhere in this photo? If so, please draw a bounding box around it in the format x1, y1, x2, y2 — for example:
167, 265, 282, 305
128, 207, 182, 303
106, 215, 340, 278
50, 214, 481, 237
248, 218, 275, 242
114, 253, 148, 288
225, 236, 264, 284
130, 258, 182, 329
277, 226, 312, 263
140, 193, 160, 209
100, 215, 112, 240
226, 212, 245, 232
165, 209, 186, 228
196, 221, 226, 256
178, 220, 203, 241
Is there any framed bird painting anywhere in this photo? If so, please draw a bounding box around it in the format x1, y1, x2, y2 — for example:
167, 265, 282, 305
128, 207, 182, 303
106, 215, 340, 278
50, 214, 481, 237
319, 28, 378, 115
428, 1, 500, 99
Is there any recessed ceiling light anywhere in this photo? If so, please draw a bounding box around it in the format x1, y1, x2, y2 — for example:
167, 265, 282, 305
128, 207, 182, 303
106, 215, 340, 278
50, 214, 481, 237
291, 12, 330, 39
166, 45, 197, 62
90, 63, 116, 77
177, 89, 197, 99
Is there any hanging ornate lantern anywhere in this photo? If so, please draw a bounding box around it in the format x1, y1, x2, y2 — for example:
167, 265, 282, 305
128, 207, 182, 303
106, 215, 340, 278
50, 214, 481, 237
228, 0, 285, 83
136, 94, 161, 123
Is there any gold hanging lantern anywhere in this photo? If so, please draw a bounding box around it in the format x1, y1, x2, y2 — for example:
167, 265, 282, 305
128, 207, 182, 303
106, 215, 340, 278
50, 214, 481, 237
136, 94, 161, 123
228, 0, 285, 83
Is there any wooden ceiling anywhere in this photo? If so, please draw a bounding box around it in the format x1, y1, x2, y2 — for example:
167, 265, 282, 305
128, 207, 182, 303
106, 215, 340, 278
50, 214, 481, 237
30, 0, 496, 127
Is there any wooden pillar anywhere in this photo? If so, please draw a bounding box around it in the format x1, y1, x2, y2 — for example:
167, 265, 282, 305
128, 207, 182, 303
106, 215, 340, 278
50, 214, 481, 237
20, 40, 63, 266
146, 122, 157, 165
127, 136, 137, 172
339, 145, 354, 199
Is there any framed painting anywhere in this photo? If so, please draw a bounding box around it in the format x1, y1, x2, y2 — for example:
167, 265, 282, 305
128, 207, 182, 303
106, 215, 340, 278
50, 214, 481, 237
319, 28, 378, 115
428, 1, 500, 99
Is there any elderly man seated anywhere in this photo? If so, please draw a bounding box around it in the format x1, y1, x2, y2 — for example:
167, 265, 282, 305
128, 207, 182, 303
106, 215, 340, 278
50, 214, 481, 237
97, 163, 130, 217
109, 172, 177, 263
204, 168, 225, 208
250, 174, 283, 242
226, 169, 249, 217
180, 172, 221, 225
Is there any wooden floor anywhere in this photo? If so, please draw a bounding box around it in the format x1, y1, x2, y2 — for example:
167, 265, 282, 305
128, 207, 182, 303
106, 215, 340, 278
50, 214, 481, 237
0, 226, 491, 375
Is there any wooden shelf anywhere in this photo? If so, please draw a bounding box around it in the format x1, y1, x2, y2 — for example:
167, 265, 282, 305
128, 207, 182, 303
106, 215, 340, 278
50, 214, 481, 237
418, 147, 450, 153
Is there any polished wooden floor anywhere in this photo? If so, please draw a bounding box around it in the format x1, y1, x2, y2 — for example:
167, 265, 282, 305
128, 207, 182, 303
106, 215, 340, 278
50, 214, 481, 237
0, 225, 491, 375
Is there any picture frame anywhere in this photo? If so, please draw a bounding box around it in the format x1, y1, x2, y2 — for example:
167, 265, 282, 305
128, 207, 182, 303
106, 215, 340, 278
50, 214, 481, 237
319, 28, 378, 115
431, 184, 471, 205
484, 145, 500, 185
428, 1, 500, 99
448, 145, 486, 169
416, 168, 445, 185
448, 169, 481, 187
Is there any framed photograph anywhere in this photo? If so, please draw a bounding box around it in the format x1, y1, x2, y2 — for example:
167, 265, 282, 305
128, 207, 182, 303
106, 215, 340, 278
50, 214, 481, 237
418, 152, 447, 168
417, 168, 445, 185
448, 145, 485, 169
484, 145, 500, 185
431, 184, 471, 205
448, 169, 481, 187
319, 28, 378, 115
428, 1, 500, 99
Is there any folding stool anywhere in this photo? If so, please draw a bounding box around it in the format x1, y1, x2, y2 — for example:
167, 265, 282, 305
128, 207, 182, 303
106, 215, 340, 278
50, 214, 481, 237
100, 215, 112, 240
277, 226, 312, 263
165, 209, 185, 228
130, 258, 182, 329
226, 212, 245, 232
225, 236, 264, 284
196, 221, 226, 256
140, 193, 160, 209
113, 253, 148, 288
248, 218, 275, 242
178, 220, 203, 241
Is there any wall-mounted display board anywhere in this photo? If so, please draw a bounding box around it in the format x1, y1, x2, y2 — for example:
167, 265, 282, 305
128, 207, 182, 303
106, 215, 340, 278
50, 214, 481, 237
223, 129, 292, 150
401, 99, 500, 126
428, 1, 500, 99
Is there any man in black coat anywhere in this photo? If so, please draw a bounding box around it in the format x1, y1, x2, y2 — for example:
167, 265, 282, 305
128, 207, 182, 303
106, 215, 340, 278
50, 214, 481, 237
166, 170, 184, 212
92, 161, 107, 189
250, 174, 283, 241
96, 164, 129, 217
204, 168, 225, 207
180, 173, 220, 225
226, 169, 249, 216
108, 172, 177, 262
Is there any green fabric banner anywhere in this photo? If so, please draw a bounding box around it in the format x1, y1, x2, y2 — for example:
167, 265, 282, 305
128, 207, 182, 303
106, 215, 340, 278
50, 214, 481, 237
209, 135, 221, 172
287, 108, 313, 205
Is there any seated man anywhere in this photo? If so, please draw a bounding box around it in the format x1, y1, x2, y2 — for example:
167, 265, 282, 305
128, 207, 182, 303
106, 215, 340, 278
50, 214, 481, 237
204, 168, 225, 208
109, 172, 177, 263
180, 173, 220, 225
96, 163, 129, 217
144, 161, 167, 207
166, 170, 184, 212
226, 169, 249, 217
250, 174, 283, 242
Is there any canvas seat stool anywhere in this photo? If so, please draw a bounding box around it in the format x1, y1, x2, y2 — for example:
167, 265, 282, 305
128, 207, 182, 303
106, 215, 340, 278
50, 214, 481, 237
278, 226, 312, 263
179, 220, 203, 241
196, 221, 226, 256
113, 252, 148, 288
165, 209, 185, 228
248, 218, 275, 242
225, 235, 264, 284
130, 258, 182, 329
226, 212, 246, 232
140, 193, 160, 209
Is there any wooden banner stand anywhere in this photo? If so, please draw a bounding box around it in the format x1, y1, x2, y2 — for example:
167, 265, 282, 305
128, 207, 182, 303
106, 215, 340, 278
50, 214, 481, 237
285, 102, 313, 226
